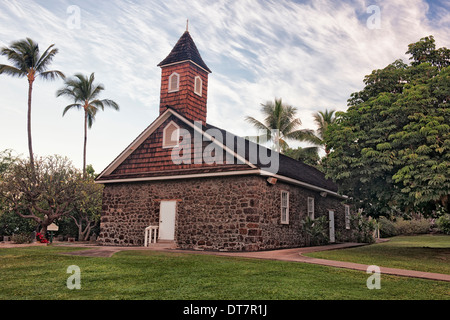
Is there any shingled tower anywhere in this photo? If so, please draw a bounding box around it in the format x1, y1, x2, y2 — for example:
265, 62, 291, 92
158, 30, 211, 124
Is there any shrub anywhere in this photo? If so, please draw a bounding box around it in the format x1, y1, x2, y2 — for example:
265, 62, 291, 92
378, 216, 397, 238
350, 212, 376, 244
395, 218, 431, 235
436, 214, 450, 235
11, 233, 32, 244
378, 216, 432, 237
301, 216, 329, 246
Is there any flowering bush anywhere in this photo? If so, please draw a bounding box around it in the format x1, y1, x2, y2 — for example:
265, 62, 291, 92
36, 232, 48, 243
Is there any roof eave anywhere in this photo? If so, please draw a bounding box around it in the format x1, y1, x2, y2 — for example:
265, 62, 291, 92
157, 59, 211, 74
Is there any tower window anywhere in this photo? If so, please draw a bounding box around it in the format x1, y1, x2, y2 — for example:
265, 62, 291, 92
168, 73, 180, 92
194, 76, 202, 96
162, 121, 180, 148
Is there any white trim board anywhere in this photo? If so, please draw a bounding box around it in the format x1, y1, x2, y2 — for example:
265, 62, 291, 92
96, 169, 260, 184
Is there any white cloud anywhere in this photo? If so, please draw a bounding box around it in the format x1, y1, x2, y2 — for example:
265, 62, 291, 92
0, 0, 448, 170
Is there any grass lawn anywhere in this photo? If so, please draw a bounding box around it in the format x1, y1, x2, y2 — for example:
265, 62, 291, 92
0, 239, 449, 300
305, 235, 450, 275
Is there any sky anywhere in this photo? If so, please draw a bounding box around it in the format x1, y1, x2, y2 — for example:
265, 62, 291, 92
0, 0, 449, 173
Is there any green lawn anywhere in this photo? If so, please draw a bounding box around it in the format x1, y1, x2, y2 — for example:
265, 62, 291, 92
0, 240, 449, 300
305, 235, 450, 275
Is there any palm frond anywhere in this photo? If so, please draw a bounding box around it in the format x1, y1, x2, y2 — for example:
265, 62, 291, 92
244, 133, 271, 144
0, 48, 27, 71
35, 44, 58, 71
39, 70, 65, 81
11, 38, 39, 69
56, 87, 76, 99
277, 138, 289, 153
313, 109, 336, 140
86, 111, 96, 129
58, 72, 119, 129
62, 104, 82, 116
245, 116, 270, 132
0, 64, 27, 78
96, 99, 119, 110
286, 129, 322, 145
88, 84, 105, 101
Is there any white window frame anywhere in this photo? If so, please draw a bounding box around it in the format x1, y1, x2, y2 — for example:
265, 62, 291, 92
162, 120, 180, 148
194, 76, 202, 96
281, 191, 289, 224
307, 197, 314, 220
168, 72, 180, 93
345, 205, 351, 229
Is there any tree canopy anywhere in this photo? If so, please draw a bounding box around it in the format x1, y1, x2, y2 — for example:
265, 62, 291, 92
323, 36, 450, 217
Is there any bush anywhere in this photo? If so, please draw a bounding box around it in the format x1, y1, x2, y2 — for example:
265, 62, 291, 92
395, 218, 431, 235
436, 214, 450, 235
11, 232, 32, 244
302, 216, 329, 246
378, 216, 432, 237
350, 212, 376, 244
378, 216, 397, 238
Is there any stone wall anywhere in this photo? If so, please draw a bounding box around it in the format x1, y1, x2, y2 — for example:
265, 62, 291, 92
98, 175, 351, 251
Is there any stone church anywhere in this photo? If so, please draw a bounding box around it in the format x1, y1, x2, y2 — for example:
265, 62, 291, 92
95, 30, 353, 251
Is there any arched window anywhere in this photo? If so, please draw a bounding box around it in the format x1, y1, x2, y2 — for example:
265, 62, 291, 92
162, 121, 180, 148
194, 76, 202, 96
168, 73, 180, 92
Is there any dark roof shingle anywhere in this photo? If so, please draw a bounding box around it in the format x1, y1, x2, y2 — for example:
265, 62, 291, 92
158, 31, 211, 73
203, 122, 338, 192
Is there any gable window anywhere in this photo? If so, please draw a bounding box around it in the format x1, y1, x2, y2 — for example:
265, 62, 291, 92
345, 205, 351, 229
162, 121, 180, 148
281, 191, 289, 224
194, 76, 202, 96
307, 197, 314, 220
168, 72, 180, 92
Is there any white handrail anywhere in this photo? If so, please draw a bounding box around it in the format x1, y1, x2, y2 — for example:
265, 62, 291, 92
144, 225, 159, 246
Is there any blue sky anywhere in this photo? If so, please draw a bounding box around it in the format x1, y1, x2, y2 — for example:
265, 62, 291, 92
0, 0, 449, 172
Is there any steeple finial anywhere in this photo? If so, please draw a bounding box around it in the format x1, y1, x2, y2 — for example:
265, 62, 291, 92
186, 19, 189, 32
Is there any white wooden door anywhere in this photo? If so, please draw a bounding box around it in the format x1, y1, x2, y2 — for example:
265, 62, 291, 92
328, 210, 335, 243
159, 201, 176, 241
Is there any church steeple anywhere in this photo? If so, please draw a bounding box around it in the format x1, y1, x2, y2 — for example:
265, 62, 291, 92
158, 30, 211, 124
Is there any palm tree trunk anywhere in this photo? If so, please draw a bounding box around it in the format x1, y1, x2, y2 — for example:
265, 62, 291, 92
83, 109, 87, 178
27, 79, 34, 169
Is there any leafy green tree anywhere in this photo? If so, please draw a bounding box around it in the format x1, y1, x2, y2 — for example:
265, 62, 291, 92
245, 98, 316, 153
0, 38, 65, 168
0, 149, 37, 236
0, 155, 93, 234
323, 36, 449, 217
283, 146, 320, 167
57, 73, 119, 177
69, 177, 103, 241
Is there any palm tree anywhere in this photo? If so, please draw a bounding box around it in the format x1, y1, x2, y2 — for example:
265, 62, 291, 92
245, 98, 316, 153
0, 38, 65, 168
311, 109, 337, 155
56, 73, 119, 177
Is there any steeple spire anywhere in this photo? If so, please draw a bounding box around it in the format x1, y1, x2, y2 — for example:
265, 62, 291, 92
158, 29, 211, 124
157, 30, 211, 73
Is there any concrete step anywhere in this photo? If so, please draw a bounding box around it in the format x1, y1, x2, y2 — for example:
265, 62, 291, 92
145, 241, 177, 249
